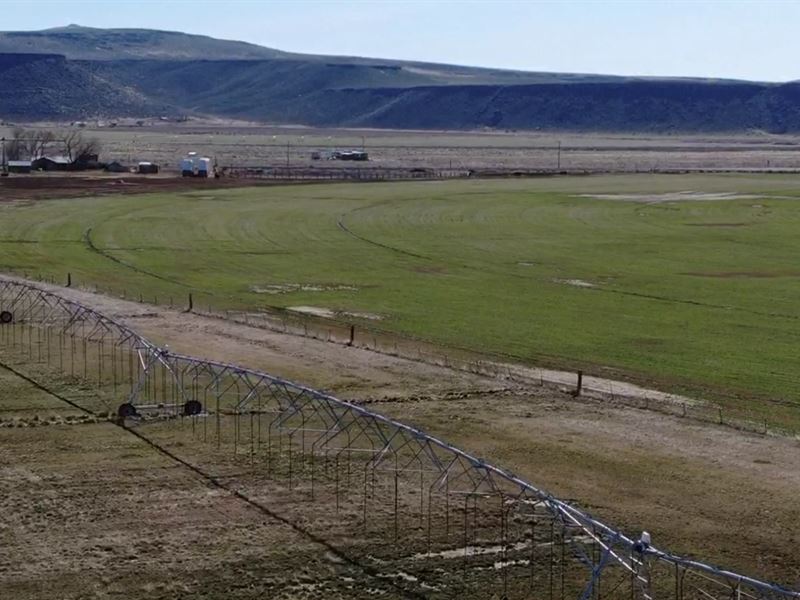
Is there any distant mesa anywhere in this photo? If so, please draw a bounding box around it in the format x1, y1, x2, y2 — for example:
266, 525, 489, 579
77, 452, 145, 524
0, 26, 799, 132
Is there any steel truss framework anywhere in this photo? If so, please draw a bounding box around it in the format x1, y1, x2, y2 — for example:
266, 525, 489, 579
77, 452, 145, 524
0, 277, 797, 600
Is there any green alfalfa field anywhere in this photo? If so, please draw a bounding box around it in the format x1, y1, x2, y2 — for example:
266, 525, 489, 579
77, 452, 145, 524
3, 173, 800, 417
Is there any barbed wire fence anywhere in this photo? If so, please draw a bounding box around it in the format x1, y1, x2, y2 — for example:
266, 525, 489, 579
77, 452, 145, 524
1, 276, 798, 599
14, 271, 800, 441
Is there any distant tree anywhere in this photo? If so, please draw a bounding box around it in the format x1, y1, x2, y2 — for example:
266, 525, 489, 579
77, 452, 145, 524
4, 128, 101, 164
30, 130, 56, 159
5, 127, 26, 161
61, 130, 101, 163
5, 127, 56, 160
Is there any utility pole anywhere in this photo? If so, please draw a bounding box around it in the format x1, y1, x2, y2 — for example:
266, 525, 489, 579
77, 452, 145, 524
1, 137, 6, 176
557, 140, 562, 171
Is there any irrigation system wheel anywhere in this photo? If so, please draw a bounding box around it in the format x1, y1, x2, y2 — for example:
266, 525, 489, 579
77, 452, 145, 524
182, 400, 203, 416
117, 403, 138, 419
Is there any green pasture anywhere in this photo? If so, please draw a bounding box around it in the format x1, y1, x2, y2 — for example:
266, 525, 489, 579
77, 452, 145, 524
3, 173, 800, 415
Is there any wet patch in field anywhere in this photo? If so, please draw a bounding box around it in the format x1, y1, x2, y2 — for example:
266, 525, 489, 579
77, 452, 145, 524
250, 283, 358, 295
682, 271, 800, 279
288, 306, 384, 321
577, 191, 761, 203
553, 278, 595, 288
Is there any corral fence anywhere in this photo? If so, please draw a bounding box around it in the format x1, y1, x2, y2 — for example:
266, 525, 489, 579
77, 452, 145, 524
220, 165, 473, 181
207, 165, 800, 182
1, 277, 798, 599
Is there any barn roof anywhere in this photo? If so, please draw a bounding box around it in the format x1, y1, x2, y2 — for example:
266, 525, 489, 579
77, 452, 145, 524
34, 155, 71, 164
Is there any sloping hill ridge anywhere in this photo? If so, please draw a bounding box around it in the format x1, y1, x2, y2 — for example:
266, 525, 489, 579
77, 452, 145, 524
0, 53, 172, 119
1, 26, 799, 132
0, 25, 290, 60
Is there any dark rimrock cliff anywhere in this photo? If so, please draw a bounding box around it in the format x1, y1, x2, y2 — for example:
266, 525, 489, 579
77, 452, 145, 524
1, 26, 798, 132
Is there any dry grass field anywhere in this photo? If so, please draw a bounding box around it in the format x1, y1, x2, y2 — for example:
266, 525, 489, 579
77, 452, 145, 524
5, 123, 800, 172
2, 281, 800, 597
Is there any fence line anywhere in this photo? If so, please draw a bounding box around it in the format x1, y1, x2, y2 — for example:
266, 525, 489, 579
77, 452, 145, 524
16, 271, 800, 441
1, 276, 798, 599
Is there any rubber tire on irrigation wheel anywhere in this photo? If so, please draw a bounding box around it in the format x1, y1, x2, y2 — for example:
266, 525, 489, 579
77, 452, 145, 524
182, 400, 203, 416
117, 403, 138, 419
0, 311, 12, 324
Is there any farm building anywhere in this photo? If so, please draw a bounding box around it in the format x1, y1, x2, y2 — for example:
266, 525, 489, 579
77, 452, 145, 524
32, 156, 71, 171
8, 160, 31, 174
334, 150, 369, 161
105, 161, 128, 173
75, 154, 100, 168
180, 153, 212, 177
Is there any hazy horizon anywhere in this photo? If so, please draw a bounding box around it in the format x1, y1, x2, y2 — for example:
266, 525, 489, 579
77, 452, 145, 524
1, 0, 798, 83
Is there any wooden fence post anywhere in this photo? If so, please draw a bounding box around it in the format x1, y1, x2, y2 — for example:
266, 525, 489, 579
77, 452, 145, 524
575, 371, 583, 397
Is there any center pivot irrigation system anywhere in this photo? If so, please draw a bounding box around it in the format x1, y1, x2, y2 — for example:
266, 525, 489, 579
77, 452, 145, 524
0, 276, 797, 600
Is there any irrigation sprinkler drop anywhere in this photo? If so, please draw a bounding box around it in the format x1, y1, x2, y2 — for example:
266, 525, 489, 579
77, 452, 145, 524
1, 276, 798, 600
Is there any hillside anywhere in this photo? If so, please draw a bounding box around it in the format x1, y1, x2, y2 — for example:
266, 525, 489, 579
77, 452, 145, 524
0, 25, 290, 61
0, 26, 798, 132
0, 53, 171, 119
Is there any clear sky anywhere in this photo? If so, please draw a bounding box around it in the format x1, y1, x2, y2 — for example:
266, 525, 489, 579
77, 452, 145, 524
0, 0, 797, 82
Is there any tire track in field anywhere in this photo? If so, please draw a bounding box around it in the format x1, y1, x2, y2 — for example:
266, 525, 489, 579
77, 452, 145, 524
585, 285, 800, 320
0, 360, 94, 416
337, 201, 432, 260
337, 200, 800, 322
0, 361, 426, 599
84, 226, 195, 289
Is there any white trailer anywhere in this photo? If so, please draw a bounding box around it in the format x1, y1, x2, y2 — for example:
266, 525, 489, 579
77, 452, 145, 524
180, 158, 194, 177
197, 157, 212, 178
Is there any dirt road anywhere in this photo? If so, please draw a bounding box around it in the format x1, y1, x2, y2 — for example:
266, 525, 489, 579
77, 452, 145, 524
0, 174, 282, 203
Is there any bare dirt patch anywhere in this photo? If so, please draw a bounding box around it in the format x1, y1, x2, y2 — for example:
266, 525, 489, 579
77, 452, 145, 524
553, 278, 595, 288
684, 222, 752, 227
0, 423, 387, 600
342, 311, 383, 321
4, 277, 800, 591
682, 270, 800, 279
577, 191, 761, 203
375, 393, 800, 584
288, 306, 336, 319
0, 174, 283, 203
251, 283, 359, 295
287, 306, 384, 321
